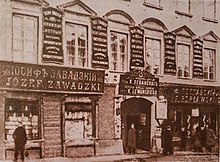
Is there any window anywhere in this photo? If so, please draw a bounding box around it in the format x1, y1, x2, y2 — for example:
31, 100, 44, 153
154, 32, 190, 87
176, 0, 190, 14
5, 98, 40, 141
12, 14, 38, 63
203, 48, 216, 80
203, 0, 216, 20
110, 32, 128, 72
64, 103, 94, 140
145, 38, 161, 75
177, 44, 190, 78
66, 23, 88, 68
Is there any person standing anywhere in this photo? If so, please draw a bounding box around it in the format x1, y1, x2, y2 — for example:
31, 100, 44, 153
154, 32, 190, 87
162, 125, 173, 155
206, 124, 216, 152
180, 127, 187, 151
127, 123, 137, 154
194, 126, 202, 152
13, 119, 27, 162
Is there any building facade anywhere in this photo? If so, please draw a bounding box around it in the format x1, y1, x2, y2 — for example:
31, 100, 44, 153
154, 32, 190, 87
0, 0, 219, 160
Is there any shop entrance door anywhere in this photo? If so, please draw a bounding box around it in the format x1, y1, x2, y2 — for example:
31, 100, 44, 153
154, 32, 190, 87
121, 98, 152, 152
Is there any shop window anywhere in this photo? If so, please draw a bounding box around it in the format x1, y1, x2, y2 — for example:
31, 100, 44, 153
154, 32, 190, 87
64, 103, 94, 141
203, 0, 217, 21
110, 31, 128, 72
145, 38, 161, 75
177, 44, 190, 78
5, 98, 39, 141
66, 23, 88, 68
12, 14, 38, 63
203, 48, 216, 80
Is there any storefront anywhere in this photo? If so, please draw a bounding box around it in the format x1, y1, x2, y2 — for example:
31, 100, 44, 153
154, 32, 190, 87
0, 60, 104, 159
160, 83, 220, 150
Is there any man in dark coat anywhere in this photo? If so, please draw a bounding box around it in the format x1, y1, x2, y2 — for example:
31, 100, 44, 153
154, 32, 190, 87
13, 119, 27, 162
162, 125, 173, 155
127, 123, 137, 154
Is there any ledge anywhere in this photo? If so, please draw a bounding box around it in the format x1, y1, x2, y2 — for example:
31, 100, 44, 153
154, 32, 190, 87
143, 2, 163, 10
65, 139, 94, 146
202, 17, 218, 23
175, 10, 193, 18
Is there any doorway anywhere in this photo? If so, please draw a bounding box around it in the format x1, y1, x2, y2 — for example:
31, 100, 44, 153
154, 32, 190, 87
121, 98, 152, 152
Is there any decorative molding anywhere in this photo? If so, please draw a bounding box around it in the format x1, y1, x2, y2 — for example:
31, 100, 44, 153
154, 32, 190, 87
140, 17, 168, 31
172, 25, 195, 37
202, 31, 220, 43
12, 0, 49, 6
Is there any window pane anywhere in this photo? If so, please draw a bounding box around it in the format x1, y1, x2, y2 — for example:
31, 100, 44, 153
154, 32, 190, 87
203, 49, 216, 80
177, 44, 190, 77
177, 0, 189, 13
204, 0, 215, 18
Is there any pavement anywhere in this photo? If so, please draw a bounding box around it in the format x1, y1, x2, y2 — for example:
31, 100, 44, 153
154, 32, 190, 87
1, 151, 219, 162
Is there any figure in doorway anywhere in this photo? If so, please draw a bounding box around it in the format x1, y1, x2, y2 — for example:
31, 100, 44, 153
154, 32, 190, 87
180, 127, 187, 151
127, 123, 137, 154
13, 118, 27, 162
162, 125, 173, 155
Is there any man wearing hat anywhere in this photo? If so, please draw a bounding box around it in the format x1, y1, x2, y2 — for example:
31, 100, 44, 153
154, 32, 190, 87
13, 118, 27, 162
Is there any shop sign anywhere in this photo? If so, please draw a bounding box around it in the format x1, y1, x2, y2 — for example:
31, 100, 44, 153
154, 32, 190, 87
155, 99, 167, 119
130, 26, 144, 70
0, 61, 104, 94
42, 7, 63, 64
91, 17, 108, 69
119, 69, 159, 96
193, 39, 203, 78
164, 32, 176, 75
173, 86, 220, 104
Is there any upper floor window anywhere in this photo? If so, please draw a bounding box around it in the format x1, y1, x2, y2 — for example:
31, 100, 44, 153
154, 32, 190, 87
66, 23, 88, 68
144, 0, 162, 9
177, 44, 190, 78
110, 31, 128, 72
203, 48, 216, 80
12, 14, 38, 63
203, 0, 216, 20
145, 38, 161, 75
176, 0, 191, 15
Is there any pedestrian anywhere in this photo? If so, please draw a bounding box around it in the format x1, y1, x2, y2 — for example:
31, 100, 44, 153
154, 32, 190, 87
180, 127, 187, 151
13, 119, 27, 162
206, 124, 216, 152
200, 125, 206, 152
162, 125, 173, 155
194, 126, 202, 152
127, 123, 137, 154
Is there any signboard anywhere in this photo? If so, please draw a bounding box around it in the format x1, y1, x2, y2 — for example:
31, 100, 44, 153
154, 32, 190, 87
173, 86, 220, 104
164, 32, 176, 75
91, 17, 108, 69
130, 26, 144, 70
43, 7, 63, 64
0, 61, 104, 94
155, 99, 167, 119
119, 70, 159, 96
193, 39, 203, 78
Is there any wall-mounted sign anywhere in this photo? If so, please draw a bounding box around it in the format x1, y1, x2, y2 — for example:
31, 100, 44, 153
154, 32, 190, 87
191, 108, 199, 117
172, 86, 220, 104
42, 7, 63, 64
193, 39, 203, 78
164, 32, 176, 75
91, 17, 108, 69
155, 99, 167, 119
130, 26, 144, 70
119, 69, 159, 96
0, 61, 104, 94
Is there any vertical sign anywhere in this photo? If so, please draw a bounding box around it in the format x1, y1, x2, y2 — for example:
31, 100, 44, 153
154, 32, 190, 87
193, 38, 203, 78
164, 32, 176, 75
43, 7, 63, 64
91, 17, 108, 69
130, 26, 144, 70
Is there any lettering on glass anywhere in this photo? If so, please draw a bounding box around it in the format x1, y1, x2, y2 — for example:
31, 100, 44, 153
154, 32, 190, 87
43, 7, 63, 64
130, 26, 144, 69
164, 32, 176, 75
0, 61, 104, 94
91, 17, 108, 69
193, 38, 203, 78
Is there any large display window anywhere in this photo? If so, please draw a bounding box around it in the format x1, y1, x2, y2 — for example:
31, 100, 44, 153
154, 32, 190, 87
5, 98, 40, 141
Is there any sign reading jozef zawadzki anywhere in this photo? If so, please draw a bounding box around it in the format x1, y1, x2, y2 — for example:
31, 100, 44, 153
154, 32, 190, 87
164, 32, 176, 75
193, 38, 203, 78
119, 69, 159, 96
91, 17, 108, 69
130, 26, 144, 70
0, 61, 104, 94
43, 7, 63, 64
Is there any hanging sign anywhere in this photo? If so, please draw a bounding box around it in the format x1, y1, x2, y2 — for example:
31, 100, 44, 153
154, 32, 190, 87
155, 99, 167, 119
42, 7, 63, 64
164, 32, 176, 75
130, 26, 144, 70
193, 39, 203, 78
91, 17, 108, 69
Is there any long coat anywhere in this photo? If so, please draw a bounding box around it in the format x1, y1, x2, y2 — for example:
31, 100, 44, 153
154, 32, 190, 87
13, 126, 27, 146
127, 128, 136, 148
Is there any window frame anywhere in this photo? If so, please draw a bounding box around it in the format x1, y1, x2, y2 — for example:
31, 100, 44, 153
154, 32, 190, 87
143, 0, 163, 10
175, 0, 193, 18
65, 22, 89, 68
202, 0, 217, 22
12, 13, 38, 64
203, 48, 216, 81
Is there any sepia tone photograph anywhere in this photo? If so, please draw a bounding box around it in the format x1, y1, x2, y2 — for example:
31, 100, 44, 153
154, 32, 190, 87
0, 0, 219, 161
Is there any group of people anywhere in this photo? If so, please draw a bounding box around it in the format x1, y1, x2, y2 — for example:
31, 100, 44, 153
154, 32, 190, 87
181, 124, 217, 152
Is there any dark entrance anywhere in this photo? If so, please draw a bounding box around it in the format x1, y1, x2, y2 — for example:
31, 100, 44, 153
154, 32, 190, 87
121, 98, 152, 152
